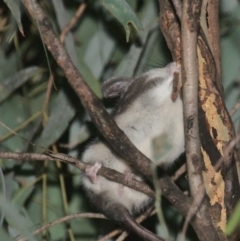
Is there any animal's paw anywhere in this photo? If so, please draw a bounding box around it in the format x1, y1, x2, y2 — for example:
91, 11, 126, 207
85, 162, 102, 184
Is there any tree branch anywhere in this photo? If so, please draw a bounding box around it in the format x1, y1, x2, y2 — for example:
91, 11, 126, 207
181, 0, 202, 201
180, 1, 223, 241
158, 0, 181, 63
0, 151, 154, 198
158, 1, 224, 240
0, 150, 193, 220
207, 0, 222, 94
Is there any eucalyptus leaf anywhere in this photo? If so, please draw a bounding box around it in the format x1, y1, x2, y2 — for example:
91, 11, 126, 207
68, 119, 90, 159
51, 0, 80, 70
0, 95, 41, 153
114, 1, 157, 77
0, 50, 18, 81
74, 15, 102, 97
34, 90, 75, 152
226, 201, 240, 235
12, 176, 36, 210
2, 172, 13, 201
84, 23, 115, 79
0, 227, 12, 241
0, 66, 40, 104
0, 195, 36, 241
0, 167, 6, 227
3, 0, 24, 35
46, 186, 65, 240
102, 0, 143, 42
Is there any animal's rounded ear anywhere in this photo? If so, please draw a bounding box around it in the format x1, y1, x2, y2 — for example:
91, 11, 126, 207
102, 77, 133, 98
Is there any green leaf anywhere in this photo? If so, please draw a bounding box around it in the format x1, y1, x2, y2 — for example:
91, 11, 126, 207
74, 15, 102, 97
0, 195, 36, 241
84, 23, 115, 79
12, 176, 36, 209
0, 50, 18, 81
3, 0, 24, 36
102, 0, 143, 42
226, 201, 240, 235
0, 95, 42, 154
0, 228, 12, 241
34, 90, 75, 152
114, 1, 158, 77
0, 66, 40, 104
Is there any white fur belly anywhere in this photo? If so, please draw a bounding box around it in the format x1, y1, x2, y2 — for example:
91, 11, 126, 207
81, 141, 151, 212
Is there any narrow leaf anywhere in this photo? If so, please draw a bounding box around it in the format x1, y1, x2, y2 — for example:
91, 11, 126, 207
0, 67, 40, 103
102, 0, 143, 41
226, 201, 240, 235
3, 0, 24, 36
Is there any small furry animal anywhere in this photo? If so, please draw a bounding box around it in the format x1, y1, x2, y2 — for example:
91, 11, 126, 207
82, 62, 185, 241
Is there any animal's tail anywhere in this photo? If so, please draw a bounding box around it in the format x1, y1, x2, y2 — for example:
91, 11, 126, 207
118, 207, 164, 241
86, 190, 164, 241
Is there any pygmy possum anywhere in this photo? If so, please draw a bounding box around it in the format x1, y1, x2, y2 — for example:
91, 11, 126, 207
81, 62, 185, 241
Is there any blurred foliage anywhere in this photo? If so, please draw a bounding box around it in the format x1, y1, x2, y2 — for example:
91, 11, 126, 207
0, 0, 239, 240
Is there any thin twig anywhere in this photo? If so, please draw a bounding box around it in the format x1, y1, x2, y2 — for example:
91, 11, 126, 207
97, 229, 123, 241
171, 163, 186, 181
42, 74, 54, 114
16, 213, 105, 241
60, 3, 86, 44
0, 152, 155, 198
229, 98, 240, 116
179, 184, 205, 241
214, 133, 240, 172
0, 113, 42, 142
